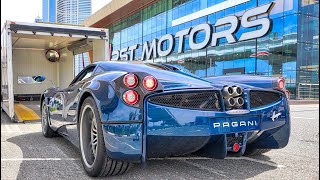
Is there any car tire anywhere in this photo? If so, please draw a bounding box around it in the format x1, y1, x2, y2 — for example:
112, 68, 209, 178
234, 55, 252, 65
244, 148, 271, 156
41, 102, 56, 138
79, 97, 132, 177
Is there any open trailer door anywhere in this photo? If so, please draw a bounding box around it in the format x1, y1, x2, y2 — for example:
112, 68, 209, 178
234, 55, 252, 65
1, 23, 15, 120
1, 21, 109, 122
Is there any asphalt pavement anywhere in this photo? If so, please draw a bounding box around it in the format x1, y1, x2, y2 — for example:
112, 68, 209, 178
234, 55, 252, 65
1, 104, 319, 180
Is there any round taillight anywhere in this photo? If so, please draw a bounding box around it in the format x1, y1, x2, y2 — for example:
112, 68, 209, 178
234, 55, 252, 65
123, 90, 139, 105
123, 73, 138, 88
233, 143, 240, 152
143, 75, 157, 91
278, 79, 285, 90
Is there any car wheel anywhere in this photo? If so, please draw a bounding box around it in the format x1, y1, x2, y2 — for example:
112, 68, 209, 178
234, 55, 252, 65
79, 97, 132, 177
244, 148, 271, 156
41, 102, 56, 137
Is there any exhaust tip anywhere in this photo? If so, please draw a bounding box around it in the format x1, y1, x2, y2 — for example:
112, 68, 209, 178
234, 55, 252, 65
238, 97, 244, 105
234, 97, 244, 107
223, 86, 234, 97
233, 86, 243, 96
229, 98, 235, 105
225, 97, 236, 108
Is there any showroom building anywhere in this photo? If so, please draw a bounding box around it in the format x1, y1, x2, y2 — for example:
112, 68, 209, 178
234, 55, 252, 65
84, 0, 319, 99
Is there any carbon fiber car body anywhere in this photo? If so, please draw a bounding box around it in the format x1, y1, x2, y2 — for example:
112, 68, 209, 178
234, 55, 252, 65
41, 62, 290, 162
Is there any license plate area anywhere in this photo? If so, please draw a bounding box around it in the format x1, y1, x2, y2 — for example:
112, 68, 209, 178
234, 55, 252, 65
211, 116, 260, 134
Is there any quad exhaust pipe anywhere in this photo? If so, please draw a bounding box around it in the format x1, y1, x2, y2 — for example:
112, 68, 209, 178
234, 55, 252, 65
222, 86, 244, 108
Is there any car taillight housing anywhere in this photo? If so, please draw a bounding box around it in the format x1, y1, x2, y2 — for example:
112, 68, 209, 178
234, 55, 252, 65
123, 73, 138, 88
278, 78, 285, 90
143, 75, 157, 91
123, 90, 139, 105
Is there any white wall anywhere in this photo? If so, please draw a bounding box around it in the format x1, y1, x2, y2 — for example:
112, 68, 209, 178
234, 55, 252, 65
12, 49, 58, 95
58, 48, 74, 89
12, 39, 106, 95
93, 39, 108, 62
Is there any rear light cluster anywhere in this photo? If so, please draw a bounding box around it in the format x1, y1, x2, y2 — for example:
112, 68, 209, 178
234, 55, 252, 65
275, 78, 290, 99
277, 78, 285, 91
122, 73, 158, 105
123, 90, 139, 105
143, 75, 157, 91
123, 74, 138, 88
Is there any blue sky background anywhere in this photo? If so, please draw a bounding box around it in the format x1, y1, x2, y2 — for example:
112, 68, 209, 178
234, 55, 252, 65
1, 0, 112, 28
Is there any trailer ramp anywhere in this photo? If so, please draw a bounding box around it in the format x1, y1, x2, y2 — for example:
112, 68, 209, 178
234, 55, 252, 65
14, 101, 41, 121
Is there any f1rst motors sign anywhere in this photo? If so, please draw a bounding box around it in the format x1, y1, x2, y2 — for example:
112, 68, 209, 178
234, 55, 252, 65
111, 2, 274, 61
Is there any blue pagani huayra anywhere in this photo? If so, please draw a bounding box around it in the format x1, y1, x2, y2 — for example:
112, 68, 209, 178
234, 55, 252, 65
40, 62, 290, 177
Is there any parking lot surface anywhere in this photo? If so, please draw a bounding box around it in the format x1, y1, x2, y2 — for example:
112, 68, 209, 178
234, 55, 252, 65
1, 104, 319, 180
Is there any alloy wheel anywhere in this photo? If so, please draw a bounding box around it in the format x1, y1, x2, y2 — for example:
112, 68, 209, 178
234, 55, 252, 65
80, 105, 98, 168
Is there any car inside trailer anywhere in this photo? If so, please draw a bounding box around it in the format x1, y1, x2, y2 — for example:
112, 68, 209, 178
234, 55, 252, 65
1, 21, 109, 122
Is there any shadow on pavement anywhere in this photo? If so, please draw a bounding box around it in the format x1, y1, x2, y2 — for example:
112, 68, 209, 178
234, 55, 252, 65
5, 130, 281, 180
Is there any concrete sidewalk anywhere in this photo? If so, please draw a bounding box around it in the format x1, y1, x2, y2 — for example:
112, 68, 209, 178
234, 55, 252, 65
289, 99, 319, 105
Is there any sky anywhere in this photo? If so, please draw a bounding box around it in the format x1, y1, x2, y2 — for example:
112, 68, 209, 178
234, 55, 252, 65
1, 0, 112, 28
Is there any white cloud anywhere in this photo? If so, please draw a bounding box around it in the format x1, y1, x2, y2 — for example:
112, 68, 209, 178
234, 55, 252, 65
92, 0, 112, 14
1, 0, 111, 29
1, 0, 42, 28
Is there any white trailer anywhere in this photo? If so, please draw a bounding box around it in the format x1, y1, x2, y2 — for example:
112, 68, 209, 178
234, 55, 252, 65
1, 21, 109, 121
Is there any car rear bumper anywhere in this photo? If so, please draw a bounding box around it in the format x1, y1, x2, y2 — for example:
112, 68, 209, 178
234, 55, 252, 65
101, 91, 290, 162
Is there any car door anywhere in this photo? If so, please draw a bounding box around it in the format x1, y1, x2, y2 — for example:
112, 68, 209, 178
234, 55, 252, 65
64, 65, 97, 124
48, 91, 65, 126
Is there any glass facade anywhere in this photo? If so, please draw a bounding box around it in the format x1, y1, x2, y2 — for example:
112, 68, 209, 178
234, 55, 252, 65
57, 0, 92, 24
107, 0, 319, 99
42, 0, 56, 23
78, 0, 92, 23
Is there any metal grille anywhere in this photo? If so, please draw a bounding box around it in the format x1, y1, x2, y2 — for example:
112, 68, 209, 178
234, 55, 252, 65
227, 136, 243, 147
148, 91, 220, 111
250, 90, 282, 109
